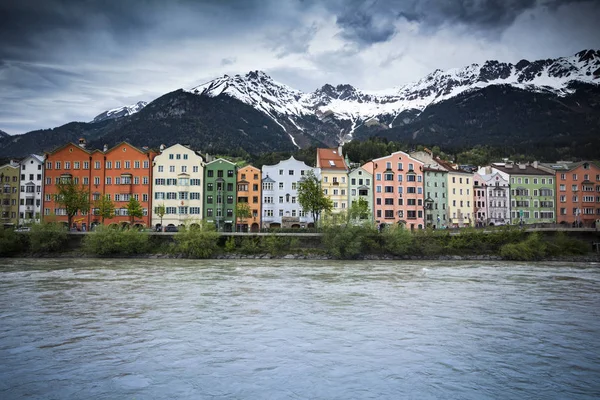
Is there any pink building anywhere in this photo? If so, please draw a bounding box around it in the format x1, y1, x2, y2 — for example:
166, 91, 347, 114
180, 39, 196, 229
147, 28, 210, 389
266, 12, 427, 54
372, 151, 425, 230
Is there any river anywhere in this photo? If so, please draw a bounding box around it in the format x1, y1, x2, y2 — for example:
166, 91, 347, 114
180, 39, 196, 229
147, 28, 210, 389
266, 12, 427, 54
1, 259, 599, 399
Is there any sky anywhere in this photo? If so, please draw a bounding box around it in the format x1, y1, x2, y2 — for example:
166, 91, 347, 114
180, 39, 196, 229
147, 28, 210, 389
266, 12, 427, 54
1, 0, 599, 135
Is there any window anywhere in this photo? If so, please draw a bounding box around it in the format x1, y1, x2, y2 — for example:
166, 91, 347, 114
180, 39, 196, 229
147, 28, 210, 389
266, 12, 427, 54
193, 166, 199, 173
106, 161, 112, 169
95, 161, 101, 169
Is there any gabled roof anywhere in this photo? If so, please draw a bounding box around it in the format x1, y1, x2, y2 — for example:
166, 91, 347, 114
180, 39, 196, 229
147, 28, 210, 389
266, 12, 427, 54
45, 142, 91, 156
207, 157, 236, 166
104, 141, 149, 156
317, 148, 348, 171
262, 175, 275, 183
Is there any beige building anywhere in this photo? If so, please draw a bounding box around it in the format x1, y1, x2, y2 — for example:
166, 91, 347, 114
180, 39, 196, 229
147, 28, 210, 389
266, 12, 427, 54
317, 148, 349, 215
1, 161, 20, 227
152, 144, 205, 230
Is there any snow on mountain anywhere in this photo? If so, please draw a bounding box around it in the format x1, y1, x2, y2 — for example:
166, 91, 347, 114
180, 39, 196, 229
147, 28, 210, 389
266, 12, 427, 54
187, 50, 600, 140
92, 101, 148, 123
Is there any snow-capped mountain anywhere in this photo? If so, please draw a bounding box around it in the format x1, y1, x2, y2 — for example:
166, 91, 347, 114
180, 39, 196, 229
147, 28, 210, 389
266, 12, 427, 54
92, 101, 148, 123
188, 49, 600, 143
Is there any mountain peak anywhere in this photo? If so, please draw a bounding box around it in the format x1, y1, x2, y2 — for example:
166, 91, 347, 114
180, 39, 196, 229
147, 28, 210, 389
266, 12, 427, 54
92, 101, 147, 123
0, 129, 10, 138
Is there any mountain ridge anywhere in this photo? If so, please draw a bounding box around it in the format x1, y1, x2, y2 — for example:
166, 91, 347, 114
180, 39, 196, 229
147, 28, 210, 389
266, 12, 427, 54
1, 50, 599, 160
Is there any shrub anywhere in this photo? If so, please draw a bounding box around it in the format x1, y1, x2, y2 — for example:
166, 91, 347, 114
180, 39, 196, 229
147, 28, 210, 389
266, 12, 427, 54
500, 232, 547, 261
28, 223, 68, 253
239, 237, 262, 254
0, 229, 26, 256
546, 232, 590, 256
381, 225, 413, 256
174, 223, 220, 258
322, 224, 378, 259
224, 237, 236, 253
263, 234, 297, 256
82, 226, 149, 255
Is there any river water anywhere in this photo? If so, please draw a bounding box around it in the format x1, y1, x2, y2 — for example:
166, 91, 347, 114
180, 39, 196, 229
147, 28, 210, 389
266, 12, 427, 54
1, 259, 599, 399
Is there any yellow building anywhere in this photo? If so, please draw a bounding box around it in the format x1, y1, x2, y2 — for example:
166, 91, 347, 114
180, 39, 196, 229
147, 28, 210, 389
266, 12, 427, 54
0, 161, 20, 227
446, 169, 474, 228
316, 148, 349, 214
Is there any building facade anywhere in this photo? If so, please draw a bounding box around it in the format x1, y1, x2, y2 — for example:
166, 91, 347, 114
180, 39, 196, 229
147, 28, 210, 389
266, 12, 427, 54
552, 161, 600, 227
18, 154, 44, 226
0, 161, 20, 227
204, 158, 237, 231
491, 162, 555, 225
236, 165, 261, 232
43, 140, 95, 230
103, 142, 155, 228
446, 170, 474, 228
423, 168, 448, 229
473, 173, 488, 227
316, 148, 349, 214
475, 168, 511, 226
409, 150, 448, 229
372, 151, 425, 230
261, 156, 320, 228
152, 144, 204, 230
348, 165, 373, 223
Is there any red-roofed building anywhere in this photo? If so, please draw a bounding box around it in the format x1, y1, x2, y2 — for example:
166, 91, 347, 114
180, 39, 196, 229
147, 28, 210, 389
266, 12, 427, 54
316, 147, 349, 214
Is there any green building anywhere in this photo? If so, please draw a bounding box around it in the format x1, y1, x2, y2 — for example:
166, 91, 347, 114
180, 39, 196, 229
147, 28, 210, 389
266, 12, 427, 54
423, 167, 449, 229
492, 163, 555, 225
204, 158, 237, 231
348, 166, 373, 223
0, 161, 20, 228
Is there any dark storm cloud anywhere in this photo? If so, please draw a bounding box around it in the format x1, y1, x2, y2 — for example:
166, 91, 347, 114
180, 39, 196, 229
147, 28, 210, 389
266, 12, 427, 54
321, 0, 594, 45
0, 0, 599, 134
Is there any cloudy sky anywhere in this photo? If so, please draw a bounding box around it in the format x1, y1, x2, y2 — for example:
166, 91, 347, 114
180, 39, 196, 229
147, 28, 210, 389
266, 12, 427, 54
1, 0, 599, 135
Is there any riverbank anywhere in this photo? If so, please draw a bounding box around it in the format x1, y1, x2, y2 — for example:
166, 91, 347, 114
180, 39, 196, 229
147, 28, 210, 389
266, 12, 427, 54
2, 224, 599, 261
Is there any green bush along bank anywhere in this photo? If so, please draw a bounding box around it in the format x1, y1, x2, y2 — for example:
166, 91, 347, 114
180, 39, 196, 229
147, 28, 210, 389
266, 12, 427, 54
1, 223, 597, 260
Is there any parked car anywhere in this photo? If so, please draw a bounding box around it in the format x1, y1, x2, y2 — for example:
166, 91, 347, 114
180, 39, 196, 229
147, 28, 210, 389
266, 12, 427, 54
164, 226, 178, 233
15, 227, 31, 232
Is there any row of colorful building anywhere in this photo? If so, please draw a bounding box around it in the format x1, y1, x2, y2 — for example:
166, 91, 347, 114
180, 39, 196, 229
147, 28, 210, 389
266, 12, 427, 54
1, 139, 600, 231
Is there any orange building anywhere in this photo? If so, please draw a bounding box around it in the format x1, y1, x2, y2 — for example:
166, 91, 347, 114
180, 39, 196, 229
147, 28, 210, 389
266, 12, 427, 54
43, 140, 96, 230
43, 139, 156, 230
553, 161, 600, 227
102, 142, 156, 228
237, 165, 261, 232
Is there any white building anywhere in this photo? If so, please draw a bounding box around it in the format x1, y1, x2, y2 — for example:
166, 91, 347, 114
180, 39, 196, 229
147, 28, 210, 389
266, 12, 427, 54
18, 154, 44, 226
152, 144, 205, 230
261, 156, 321, 228
476, 166, 511, 226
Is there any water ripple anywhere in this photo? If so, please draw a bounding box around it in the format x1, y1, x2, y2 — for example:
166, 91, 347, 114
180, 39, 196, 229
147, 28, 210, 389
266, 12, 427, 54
0, 259, 599, 399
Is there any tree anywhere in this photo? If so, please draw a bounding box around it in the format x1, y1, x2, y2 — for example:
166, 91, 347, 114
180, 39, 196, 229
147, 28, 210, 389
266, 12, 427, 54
156, 203, 166, 229
236, 202, 252, 232
297, 170, 333, 228
94, 194, 115, 225
348, 197, 371, 222
55, 178, 90, 229
126, 197, 144, 225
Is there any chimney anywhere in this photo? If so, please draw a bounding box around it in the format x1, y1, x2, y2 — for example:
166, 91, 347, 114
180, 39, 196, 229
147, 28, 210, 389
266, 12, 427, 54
518, 163, 526, 170
337, 145, 343, 157
485, 166, 492, 175
103, 144, 108, 152
532, 161, 538, 169
78, 138, 86, 149
159, 144, 165, 153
